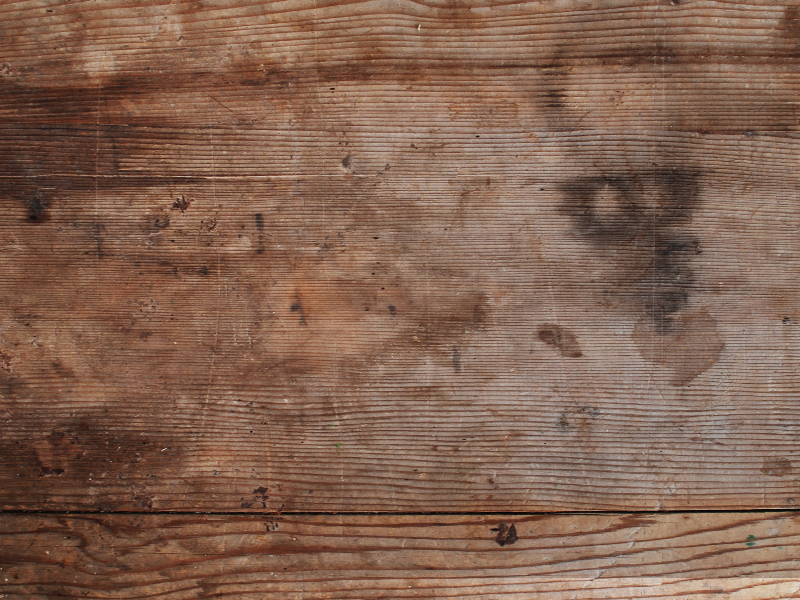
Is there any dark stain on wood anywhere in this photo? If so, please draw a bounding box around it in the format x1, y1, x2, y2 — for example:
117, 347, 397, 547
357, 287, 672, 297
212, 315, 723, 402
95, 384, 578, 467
24, 192, 49, 222
559, 169, 723, 384
558, 405, 601, 432
416, 291, 488, 341
171, 195, 193, 213
537, 324, 582, 358
559, 169, 701, 331
491, 522, 518, 546
290, 296, 308, 326
254, 212, 266, 254
781, 6, 800, 56
452, 346, 462, 373
632, 309, 723, 386
761, 458, 792, 477
0, 417, 186, 509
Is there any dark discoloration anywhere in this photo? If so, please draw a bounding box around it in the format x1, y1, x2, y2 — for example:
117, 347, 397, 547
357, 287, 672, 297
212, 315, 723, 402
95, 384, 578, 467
559, 168, 723, 384
171, 194, 193, 213
92, 221, 104, 259
25, 192, 49, 222
452, 346, 462, 373
537, 324, 582, 358
0, 418, 186, 508
133, 493, 154, 510
152, 213, 170, 229
784, 6, 800, 35
388, 305, 396, 316
33, 430, 86, 477
254, 213, 266, 254
632, 309, 723, 386
560, 169, 701, 332
290, 297, 307, 326
409, 291, 490, 345
558, 405, 601, 431
241, 485, 269, 509
0, 350, 12, 372
341, 153, 353, 170
491, 522, 518, 546
761, 458, 792, 477
50, 360, 76, 380
781, 6, 800, 56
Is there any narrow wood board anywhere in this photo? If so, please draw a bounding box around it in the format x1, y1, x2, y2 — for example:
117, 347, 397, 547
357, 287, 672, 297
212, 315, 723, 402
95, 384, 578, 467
0, 512, 799, 599
1, 1, 799, 511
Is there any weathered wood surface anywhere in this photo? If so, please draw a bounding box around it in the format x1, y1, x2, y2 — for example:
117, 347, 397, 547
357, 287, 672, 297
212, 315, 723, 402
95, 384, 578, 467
1, 0, 799, 512
1, 512, 799, 599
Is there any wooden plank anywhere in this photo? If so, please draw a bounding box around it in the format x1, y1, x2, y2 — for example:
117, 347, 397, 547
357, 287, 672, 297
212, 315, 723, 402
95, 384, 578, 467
1, 1, 799, 511
1, 512, 799, 599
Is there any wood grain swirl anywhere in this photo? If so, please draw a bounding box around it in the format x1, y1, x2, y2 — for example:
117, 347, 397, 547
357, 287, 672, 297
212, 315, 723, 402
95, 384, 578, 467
2, 513, 800, 599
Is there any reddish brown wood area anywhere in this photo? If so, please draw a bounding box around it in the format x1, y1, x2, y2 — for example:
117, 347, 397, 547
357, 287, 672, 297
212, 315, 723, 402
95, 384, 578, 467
0, 0, 799, 595
0, 0, 799, 513
1, 513, 800, 599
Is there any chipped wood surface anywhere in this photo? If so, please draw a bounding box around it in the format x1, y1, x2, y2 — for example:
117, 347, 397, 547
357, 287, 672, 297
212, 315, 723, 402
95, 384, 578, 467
1, 1, 799, 517
2, 512, 800, 599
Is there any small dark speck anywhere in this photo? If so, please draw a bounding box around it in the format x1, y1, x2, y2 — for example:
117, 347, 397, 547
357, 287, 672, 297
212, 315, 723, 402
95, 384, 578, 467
290, 302, 301, 312
746, 131, 756, 137
783, 316, 791, 324
388, 305, 396, 316
475, 134, 480, 138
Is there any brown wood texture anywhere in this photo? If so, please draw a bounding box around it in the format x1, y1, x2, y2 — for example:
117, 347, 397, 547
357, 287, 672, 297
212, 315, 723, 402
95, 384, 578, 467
1, 0, 799, 513
1, 513, 799, 599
